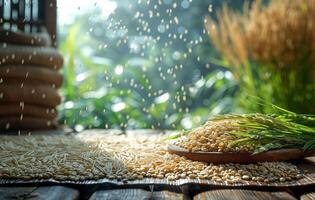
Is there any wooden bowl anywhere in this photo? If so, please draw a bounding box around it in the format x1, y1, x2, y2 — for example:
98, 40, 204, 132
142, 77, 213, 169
168, 144, 315, 164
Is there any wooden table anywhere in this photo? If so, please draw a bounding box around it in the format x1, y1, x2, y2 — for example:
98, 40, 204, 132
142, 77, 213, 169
1, 129, 315, 200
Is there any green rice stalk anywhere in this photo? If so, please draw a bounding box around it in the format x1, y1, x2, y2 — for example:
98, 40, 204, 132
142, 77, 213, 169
168, 104, 315, 153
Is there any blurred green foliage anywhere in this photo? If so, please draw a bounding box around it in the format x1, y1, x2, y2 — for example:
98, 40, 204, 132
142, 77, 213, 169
58, 0, 245, 130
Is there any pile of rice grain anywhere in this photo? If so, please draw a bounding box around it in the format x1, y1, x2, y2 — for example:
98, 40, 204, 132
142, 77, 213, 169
174, 120, 255, 153
0, 133, 302, 183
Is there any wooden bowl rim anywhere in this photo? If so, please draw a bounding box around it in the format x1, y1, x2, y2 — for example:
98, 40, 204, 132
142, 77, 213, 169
168, 144, 312, 154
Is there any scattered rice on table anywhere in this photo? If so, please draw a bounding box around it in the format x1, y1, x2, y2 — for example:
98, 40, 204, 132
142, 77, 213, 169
0, 132, 303, 183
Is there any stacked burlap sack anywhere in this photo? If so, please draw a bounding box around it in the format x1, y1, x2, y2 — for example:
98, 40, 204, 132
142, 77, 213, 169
0, 28, 63, 131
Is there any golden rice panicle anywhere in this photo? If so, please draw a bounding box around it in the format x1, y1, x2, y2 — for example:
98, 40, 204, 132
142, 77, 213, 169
204, 9, 247, 82
205, 0, 315, 71
246, 0, 315, 68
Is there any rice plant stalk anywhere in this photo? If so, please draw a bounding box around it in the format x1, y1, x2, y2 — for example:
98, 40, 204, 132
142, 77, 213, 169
168, 104, 315, 153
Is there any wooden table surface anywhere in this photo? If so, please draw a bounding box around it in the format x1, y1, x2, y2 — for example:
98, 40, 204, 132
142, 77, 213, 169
1, 129, 315, 200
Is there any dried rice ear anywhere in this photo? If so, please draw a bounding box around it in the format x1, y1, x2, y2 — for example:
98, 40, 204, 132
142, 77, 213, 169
0, 44, 63, 69
0, 83, 61, 107
0, 117, 58, 131
0, 65, 63, 88
0, 26, 52, 47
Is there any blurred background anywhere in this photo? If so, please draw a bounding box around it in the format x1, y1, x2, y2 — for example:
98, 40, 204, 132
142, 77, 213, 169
57, 0, 243, 131
57, 0, 315, 131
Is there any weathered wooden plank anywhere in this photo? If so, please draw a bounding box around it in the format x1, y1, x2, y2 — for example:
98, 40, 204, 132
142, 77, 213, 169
33, 186, 79, 200
89, 189, 151, 200
301, 192, 315, 200
152, 190, 185, 200
0, 187, 37, 199
194, 189, 297, 200
89, 189, 186, 200
0, 186, 79, 200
